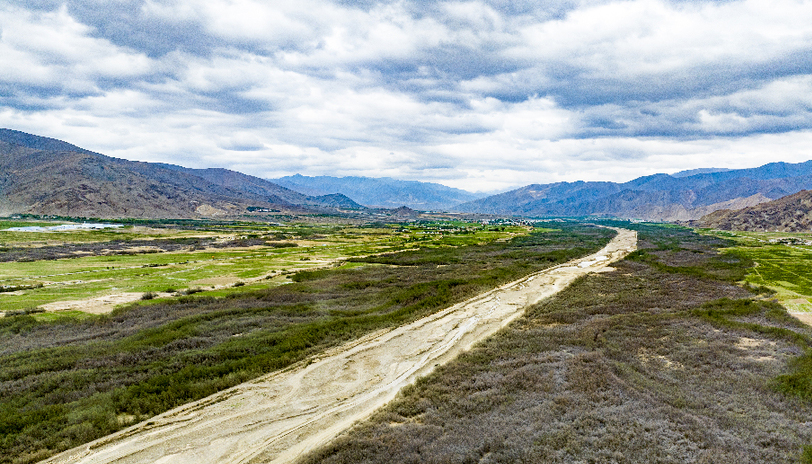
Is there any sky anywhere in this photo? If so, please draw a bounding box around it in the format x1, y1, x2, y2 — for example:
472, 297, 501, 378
1, 0, 811, 192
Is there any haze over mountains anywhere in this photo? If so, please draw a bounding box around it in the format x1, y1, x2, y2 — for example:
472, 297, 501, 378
3, 128, 812, 223
273, 174, 487, 211
454, 162, 812, 221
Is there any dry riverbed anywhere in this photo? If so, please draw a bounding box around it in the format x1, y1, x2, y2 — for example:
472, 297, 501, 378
44, 228, 637, 464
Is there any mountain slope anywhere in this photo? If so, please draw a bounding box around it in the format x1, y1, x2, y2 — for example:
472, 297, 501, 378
696, 190, 812, 231
157, 165, 364, 209
0, 129, 362, 218
272, 174, 485, 210
455, 161, 812, 221
0, 129, 97, 155
671, 167, 731, 178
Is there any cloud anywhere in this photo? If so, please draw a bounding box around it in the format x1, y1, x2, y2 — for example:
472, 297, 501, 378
1, 0, 812, 193
0, 5, 152, 89
217, 133, 266, 151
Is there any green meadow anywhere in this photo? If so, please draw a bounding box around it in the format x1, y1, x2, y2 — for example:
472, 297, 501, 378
0, 220, 527, 314
704, 229, 812, 312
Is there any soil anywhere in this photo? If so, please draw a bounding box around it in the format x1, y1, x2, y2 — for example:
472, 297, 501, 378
43, 228, 637, 464
39, 293, 146, 314
790, 312, 812, 327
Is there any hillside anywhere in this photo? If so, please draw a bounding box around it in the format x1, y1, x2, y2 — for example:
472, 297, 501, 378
155, 164, 364, 210
272, 174, 485, 210
0, 129, 362, 218
671, 167, 732, 178
696, 189, 812, 231
454, 161, 812, 221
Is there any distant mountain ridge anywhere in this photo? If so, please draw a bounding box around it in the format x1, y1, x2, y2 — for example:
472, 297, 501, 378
272, 174, 486, 210
671, 167, 732, 178
696, 190, 812, 232
455, 161, 812, 221
0, 129, 362, 218
5, 128, 812, 222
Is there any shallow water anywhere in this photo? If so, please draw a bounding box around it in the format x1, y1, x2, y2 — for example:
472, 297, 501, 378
4, 223, 123, 232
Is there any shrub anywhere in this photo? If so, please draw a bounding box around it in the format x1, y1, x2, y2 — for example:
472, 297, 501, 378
3, 308, 45, 317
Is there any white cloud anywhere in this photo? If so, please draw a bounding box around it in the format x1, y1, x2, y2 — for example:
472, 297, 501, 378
201, 0, 318, 46
1, 0, 812, 194
509, 0, 812, 78
0, 4, 152, 91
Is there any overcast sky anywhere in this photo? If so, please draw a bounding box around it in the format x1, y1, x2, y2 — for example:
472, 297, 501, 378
1, 0, 811, 192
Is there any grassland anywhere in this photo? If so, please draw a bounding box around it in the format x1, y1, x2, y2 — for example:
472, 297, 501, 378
305, 224, 812, 463
0, 219, 613, 463
704, 229, 812, 312
0, 219, 526, 314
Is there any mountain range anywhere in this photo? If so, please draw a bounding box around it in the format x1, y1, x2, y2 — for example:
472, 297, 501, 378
696, 190, 812, 232
0, 129, 362, 218
272, 174, 486, 211
453, 162, 812, 221
4, 128, 812, 223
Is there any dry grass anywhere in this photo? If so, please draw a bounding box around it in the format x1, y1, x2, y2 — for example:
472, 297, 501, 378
305, 224, 812, 464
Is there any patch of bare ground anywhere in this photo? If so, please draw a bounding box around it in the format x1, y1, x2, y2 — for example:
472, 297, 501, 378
791, 312, 812, 327
39, 293, 146, 315
42, 229, 636, 464
33, 262, 328, 315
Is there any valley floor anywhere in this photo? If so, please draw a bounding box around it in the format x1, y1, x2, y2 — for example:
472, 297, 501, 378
42, 230, 636, 464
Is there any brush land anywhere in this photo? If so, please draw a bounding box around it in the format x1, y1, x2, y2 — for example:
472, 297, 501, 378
304, 224, 812, 463
0, 217, 613, 463
7, 218, 812, 464
41, 229, 635, 464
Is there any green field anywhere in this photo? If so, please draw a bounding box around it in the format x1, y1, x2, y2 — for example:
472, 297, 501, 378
0, 220, 527, 314
703, 229, 812, 312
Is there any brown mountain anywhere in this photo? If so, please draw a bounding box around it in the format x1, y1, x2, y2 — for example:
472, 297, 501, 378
0, 129, 363, 218
696, 190, 812, 231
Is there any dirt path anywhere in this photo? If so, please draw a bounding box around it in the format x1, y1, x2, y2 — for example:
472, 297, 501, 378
45, 228, 637, 464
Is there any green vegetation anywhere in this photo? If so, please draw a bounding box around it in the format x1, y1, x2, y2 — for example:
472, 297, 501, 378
0, 220, 612, 463
0, 219, 528, 313
306, 224, 812, 464
702, 229, 812, 312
